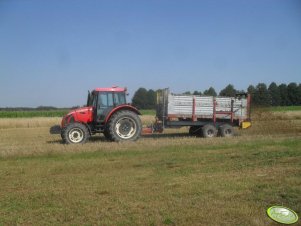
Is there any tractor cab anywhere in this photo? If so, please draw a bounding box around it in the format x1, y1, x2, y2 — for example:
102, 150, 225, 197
87, 87, 127, 122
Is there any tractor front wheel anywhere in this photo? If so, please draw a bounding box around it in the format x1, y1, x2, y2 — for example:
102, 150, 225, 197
108, 110, 142, 142
62, 123, 90, 144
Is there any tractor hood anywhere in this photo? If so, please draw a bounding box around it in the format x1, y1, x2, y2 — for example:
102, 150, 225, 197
67, 106, 93, 116
61, 106, 93, 127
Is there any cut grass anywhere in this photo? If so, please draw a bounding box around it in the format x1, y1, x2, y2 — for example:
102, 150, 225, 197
0, 126, 300, 225
0, 111, 300, 225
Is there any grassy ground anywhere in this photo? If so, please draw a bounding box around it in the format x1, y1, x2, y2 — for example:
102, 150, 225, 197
0, 112, 300, 225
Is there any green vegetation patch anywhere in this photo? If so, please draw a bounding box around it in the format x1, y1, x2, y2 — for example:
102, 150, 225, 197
140, 109, 156, 115
271, 106, 301, 112
0, 110, 69, 118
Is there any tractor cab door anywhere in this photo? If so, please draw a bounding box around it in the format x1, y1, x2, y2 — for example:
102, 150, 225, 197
96, 92, 114, 122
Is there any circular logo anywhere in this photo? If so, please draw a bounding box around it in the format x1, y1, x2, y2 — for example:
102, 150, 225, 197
267, 206, 299, 224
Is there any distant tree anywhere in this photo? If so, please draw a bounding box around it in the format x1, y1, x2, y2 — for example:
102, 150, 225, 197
36, 106, 57, 110
247, 85, 256, 104
183, 91, 191, 95
132, 88, 157, 109
203, 87, 217, 96
132, 88, 148, 109
297, 83, 301, 105
287, 82, 299, 105
253, 83, 270, 106
236, 89, 246, 94
146, 89, 156, 109
268, 82, 281, 106
278, 84, 289, 106
247, 85, 256, 95
219, 84, 237, 97
193, 91, 202, 95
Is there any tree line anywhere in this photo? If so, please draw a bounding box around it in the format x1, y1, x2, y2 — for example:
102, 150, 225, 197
132, 82, 301, 109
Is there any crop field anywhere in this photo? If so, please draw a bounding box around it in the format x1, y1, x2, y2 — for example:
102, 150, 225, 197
0, 109, 300, 225
0, 109, 155, 118
0, 110, 69, 118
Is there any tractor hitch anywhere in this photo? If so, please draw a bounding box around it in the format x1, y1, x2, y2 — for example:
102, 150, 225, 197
50, 125, 61, 134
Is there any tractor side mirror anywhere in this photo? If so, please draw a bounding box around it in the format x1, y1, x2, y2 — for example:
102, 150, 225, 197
87, 91, 91, 106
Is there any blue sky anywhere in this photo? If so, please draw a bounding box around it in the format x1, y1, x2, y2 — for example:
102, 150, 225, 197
0, 0, 300, 107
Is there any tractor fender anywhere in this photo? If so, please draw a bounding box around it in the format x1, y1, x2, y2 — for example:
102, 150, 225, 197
104, 104, 141, 124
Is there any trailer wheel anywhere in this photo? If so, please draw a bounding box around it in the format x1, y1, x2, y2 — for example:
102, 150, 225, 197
202, 124, 218, 138
62, 123, 90, 144
219, 124, 234, 137
189, 126, 202, 136
108, 110, 142, 142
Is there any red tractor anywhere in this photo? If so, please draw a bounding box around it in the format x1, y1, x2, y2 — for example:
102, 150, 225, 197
51, 87, 142, 144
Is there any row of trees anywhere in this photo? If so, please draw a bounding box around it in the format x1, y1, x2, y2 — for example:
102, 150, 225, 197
132, 82, 301, 109
131, 88, 157, 109
248, 82, 301, 106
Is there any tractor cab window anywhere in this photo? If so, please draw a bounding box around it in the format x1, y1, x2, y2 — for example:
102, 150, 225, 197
98, 92, 114, 109
114, 92, 126, 106
96, 92, 114, 121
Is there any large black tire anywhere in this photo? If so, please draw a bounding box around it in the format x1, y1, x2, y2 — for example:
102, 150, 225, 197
62, 122, 90, 144
189, 126, 202, 136
202, 124, 218, 138
219, 124, 234, 137
103, 128, 112, 141
60, 127, 65, 140
107, 110, 142, 142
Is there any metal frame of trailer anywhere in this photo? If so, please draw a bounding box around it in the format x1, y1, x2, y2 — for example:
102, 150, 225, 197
155, 88, 251, 131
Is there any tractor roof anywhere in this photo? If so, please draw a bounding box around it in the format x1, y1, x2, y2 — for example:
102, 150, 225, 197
94, 86, 126, 92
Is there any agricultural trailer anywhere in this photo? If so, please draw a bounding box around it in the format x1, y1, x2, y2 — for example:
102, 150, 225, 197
50, 87, 251, 144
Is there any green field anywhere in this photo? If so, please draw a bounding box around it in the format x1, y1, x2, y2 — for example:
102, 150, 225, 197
140, 109, 156, 115
1, 106, 299, 118
0, 109, 155, 118
270, 105, 301, 112
0, 110, 69, 118
0, 110, 300, 225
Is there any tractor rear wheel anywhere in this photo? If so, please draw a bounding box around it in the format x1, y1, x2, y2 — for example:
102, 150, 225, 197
108, 110, 142, 142
62, 122, 90, 144
103, 128, 112, 141
202, 124, 218, 138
